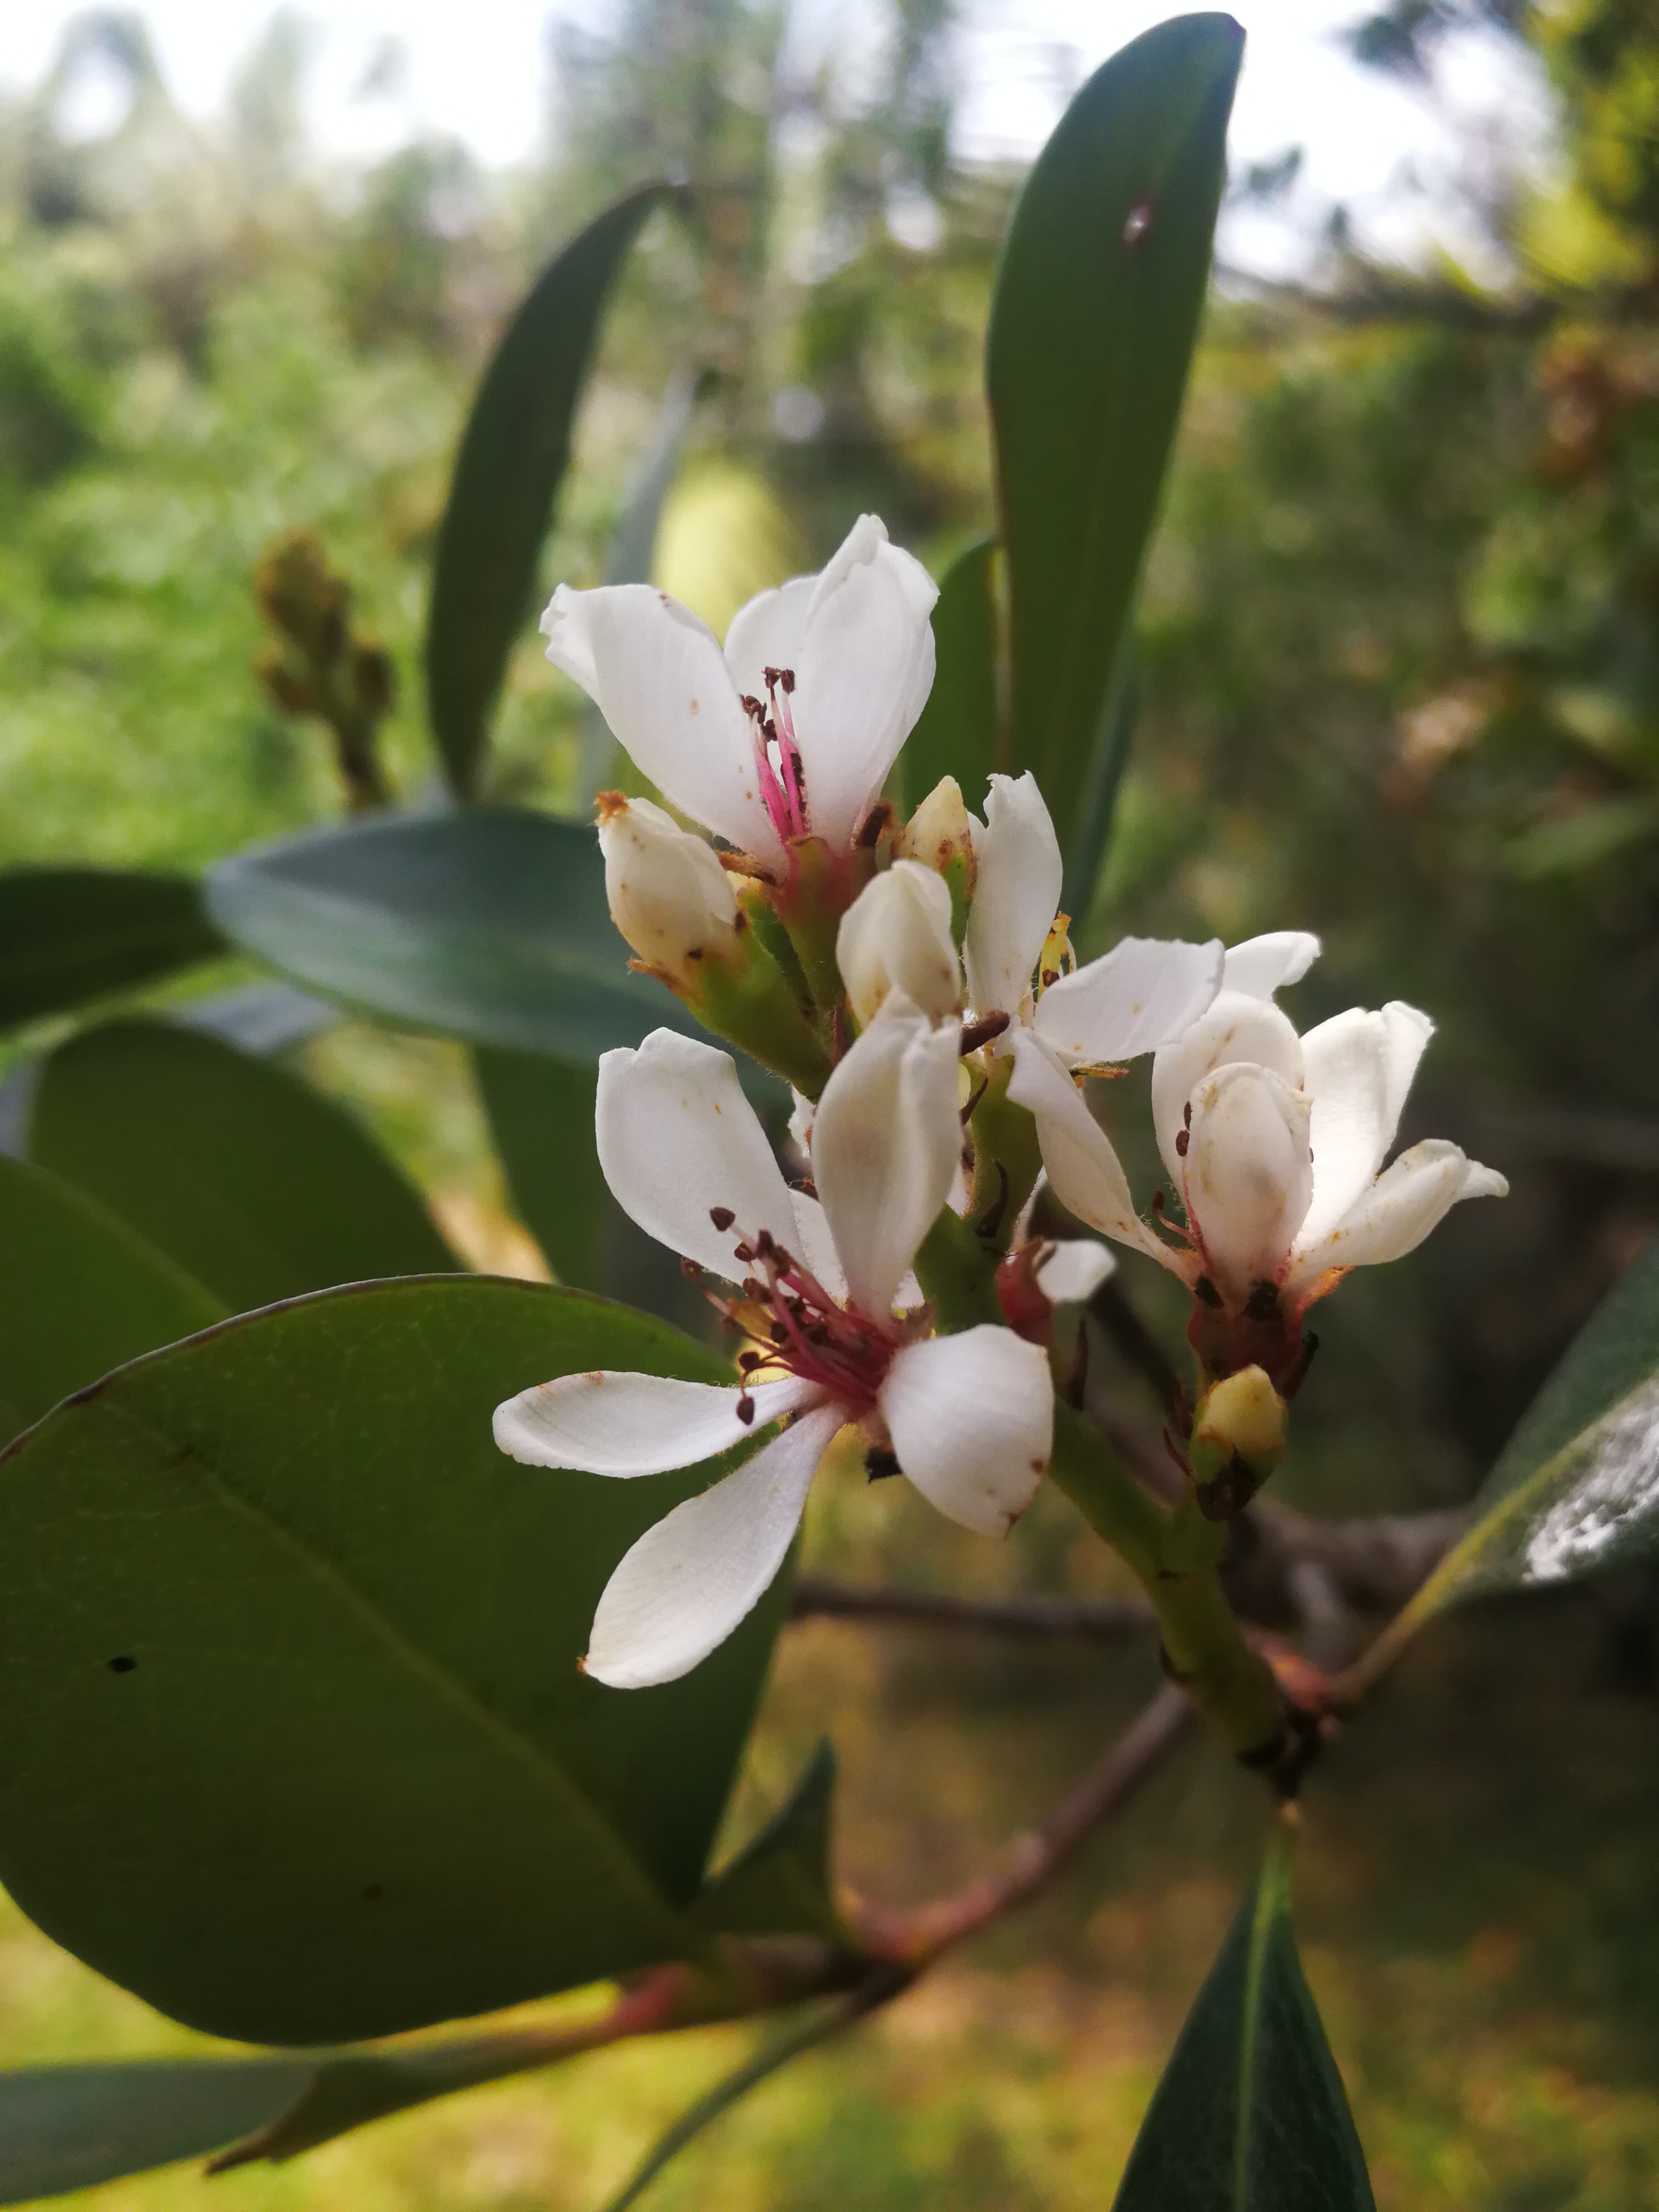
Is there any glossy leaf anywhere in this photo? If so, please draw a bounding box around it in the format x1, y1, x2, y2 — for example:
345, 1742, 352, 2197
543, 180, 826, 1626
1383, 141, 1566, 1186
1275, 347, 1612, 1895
0, 866, 222, 1034
30, 1018, 459, 1311
901, 537, 998, 817
0, 2058, 311, 2205
987, 14, 1240, 861
0, 1154, 223, 1444
1061, 641, 1139, 918
426, 185, 667, 799
0, 1277, 785, 2044
1375, 1234, 1659, 1647
692, 1740, 845, 1943
207, 807, 687, 1063
1114, 1831, 1374, 2211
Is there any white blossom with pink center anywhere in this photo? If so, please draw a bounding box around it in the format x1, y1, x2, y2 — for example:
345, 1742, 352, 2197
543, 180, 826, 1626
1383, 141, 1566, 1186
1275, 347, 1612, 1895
539, 515, 938, 871
493, 1002, 1054, 1688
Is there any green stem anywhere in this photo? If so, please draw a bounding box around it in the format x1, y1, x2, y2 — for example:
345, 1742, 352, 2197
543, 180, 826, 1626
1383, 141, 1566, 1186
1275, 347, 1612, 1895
1047, 1405, 1283, 1763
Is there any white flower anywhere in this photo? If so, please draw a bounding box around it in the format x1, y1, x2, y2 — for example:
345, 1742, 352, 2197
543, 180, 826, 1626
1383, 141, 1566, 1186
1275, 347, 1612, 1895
541, 515, 938, 872
1008, 930, 1508, 1333
835, 858, 961, 1029
493, 1003, 1054, 1687
964, 772, 1224, 1061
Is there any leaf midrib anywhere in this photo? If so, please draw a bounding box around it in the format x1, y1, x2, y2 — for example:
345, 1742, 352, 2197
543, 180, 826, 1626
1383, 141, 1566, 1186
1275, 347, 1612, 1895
94, 1389, 702, 1963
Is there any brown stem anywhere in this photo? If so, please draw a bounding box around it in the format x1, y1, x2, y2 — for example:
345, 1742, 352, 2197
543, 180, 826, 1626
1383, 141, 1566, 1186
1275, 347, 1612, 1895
850, 1684, 1193, 1966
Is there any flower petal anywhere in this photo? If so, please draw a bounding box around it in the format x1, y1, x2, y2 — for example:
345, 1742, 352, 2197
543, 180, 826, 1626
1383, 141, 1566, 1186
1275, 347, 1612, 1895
1035, 1239, 1117, 1302
1221, 933, 1321, 999
723, 576, 816, 701
790, 517, 939, 848
584, 1403, 844, 1687
1183, 1062, 1313, 1301
1287, 1138, 1506, 1289
541, 583, 782, 866
1380, 1000, 1434, 1139
1296, 1008, 1393, 1250
963, 772, 1063, 1019
1033, 935, 1224, 1065
879, 1327, 1052, 1536
596, 1030, 800, 1278
1149, 989, 1305, 1186
810, 995, 962, 1316
493, 1371, 821, 1474
1005, 1030, 1175, 1268
788, 1190, 848, 1303
836, 859, 961, 1029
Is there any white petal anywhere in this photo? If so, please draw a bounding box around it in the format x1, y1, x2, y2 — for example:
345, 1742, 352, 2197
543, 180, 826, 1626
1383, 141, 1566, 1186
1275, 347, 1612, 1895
880, 1327, 1052, 1536
542, 584, 782, 866
836, 859, 961, 1029
585, 1403, 843, 1687
493, 1371, 819, 1474
790, 517, 939, 849
1287, 1138, 1506, 1289
724, 575, 815, 701
963, 773, 1063, 1019
1380, 1000, 1434, 1138
1221, 933, 1321, 999
1035, 1239, 1117, 1302
1033, 935, 1224, 1065
1183, 1063, 1313, 1301
1295, 1008, 1393, 1250
596, 1030, 799, 1278
1149, 989, 1305, 1186
788, 1190, 848, 1303
810, 995, 962, 1316
1004, 1030, 1173, 1268
598, 795, 741, 983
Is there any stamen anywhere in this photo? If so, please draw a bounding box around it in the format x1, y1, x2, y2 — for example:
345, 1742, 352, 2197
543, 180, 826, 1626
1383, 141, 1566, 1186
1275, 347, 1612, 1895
736, 1393, 756, 1425
709, 1206, 736, 1232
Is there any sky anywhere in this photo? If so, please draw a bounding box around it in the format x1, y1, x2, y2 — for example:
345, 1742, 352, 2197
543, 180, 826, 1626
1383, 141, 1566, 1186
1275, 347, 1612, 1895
0, 0, 1551, 277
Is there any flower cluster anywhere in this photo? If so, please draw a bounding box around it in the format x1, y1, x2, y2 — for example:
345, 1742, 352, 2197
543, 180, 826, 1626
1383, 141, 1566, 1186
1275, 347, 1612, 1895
497, 515, 1507, 1687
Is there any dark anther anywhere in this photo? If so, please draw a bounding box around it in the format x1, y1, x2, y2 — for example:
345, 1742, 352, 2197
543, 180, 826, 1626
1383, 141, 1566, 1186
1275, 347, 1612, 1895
743, 1277, 768, 1301
1183, 1102, 1192, 1129
107, 1655, 138, 1675
865, 1446, 901, 1482
733, 1241, 756, 1264
779, 668, 795, 693
682, 1257, 705, 1280
770, 1323, 791, 1345
741, 693, 765, 717
736, 1393, 756, 1425
857, 803, 890, 848
1175, 1128, 1190, 1158
1244, 1279, 1281, 1324
761, 665, 795, 694
754, 1228, 777, 1257
959, 1011, 1011, 1056
709, 1206, 736, 1232
738, 1350, 765, 1372
1194, 1274, 1222, 1308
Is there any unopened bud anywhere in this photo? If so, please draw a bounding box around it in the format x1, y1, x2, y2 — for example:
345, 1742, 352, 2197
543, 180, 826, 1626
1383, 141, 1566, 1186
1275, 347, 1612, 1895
1189, 1364, 1288, 1492
598, 794, 743, 989
835, 858, 961, 1030
899, 774, 976, 934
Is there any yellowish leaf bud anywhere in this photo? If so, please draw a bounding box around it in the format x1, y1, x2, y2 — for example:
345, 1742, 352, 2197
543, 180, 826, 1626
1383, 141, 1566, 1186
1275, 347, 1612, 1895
899, 774, 976, 939
1189, 1364, 1289, 1492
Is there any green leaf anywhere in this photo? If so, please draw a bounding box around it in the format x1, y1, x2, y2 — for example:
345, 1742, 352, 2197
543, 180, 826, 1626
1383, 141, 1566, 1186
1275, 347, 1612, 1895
0, 2057, 311, 2204
475, 1046, 609, 1289
426, 185, 667, 799
206, 807, 688, 1063
1113, 1831, 1374, 2211
0, 867, 222, 1034
1368, 1235, 1659, 1653
1061, 641, 1139, 918
0, 1277, 785, 2044
901, 537, 998, 816
0, 1153, 224, 1444
692, 1740, 845, 1943
987, 14, 1240, 861
30, 1018, 459, 1312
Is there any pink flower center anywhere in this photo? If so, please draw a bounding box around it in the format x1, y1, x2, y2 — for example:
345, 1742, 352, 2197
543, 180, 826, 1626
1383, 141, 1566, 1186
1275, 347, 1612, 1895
742, 667, 809, 845
698, 1209, 909, 1417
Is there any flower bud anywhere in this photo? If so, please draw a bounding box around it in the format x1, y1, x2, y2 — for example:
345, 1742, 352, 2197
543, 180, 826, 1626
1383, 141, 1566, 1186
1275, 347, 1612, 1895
899, 774, 976, 934
1189, 1364, 1289, 1495
835, 859, 962, 1030
598, 793, 744, 988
